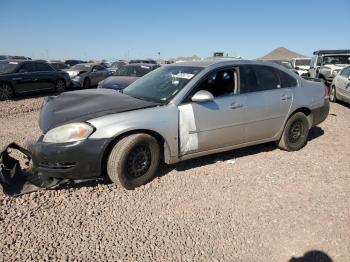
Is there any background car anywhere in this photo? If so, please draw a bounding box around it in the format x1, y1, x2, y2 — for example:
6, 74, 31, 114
107, 60, 128, 73
0, 60, 70, 100
98, 63, 159, 90
309, 50, 350, 86
64, 63, 111, 88
269, 60, 298, 75
64, 59, 86, 67
129, 58, 157, 64
330, 65, 350, 104
290, 57, 311, 77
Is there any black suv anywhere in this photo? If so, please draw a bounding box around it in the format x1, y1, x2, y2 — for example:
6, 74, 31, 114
0, 60, 70, 101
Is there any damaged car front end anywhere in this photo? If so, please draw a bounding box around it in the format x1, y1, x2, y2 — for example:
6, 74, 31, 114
0, 88, 163, 196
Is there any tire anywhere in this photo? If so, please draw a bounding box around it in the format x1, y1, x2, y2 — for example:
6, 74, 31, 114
83, 78, 91, 89
0, 83, 14, 101
107, 133, 160, 189
330, 85, 337, 102
55, 79, 66, 93
278, 112, 309, 151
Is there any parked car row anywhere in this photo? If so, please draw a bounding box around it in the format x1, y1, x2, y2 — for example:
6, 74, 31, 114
0, 60, 70, 100
0, 57, 161, 100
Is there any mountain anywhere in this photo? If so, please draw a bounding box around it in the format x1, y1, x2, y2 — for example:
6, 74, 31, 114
259, 47, 309, 60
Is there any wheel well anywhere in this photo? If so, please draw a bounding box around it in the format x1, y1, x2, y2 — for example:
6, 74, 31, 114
100, 129, 166, 178
0, 81, 15, 94
0, 81, 14, 89
290, 107, 312, 127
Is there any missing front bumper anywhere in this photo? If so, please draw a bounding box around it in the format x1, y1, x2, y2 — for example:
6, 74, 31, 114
0, 143, 62, 196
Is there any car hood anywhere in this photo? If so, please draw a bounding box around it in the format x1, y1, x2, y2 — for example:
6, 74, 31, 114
39, 89, 160, 133
324, 64, 349, 70
296, 65, 310, 70
101, 76, 139, 89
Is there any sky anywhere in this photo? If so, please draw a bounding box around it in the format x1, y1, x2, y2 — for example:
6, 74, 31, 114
0, 0, 349, 61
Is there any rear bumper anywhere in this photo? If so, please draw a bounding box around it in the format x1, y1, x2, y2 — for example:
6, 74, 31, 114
28, 138, 110, 180
311, 99, 330, 126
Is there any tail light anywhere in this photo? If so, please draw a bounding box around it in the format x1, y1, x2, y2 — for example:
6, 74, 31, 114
323, 84, 329, 97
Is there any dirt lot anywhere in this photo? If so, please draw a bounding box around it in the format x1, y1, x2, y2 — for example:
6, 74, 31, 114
0, 96, 349, 262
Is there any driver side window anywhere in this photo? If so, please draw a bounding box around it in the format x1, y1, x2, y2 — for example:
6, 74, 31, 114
192, 68, 237, 99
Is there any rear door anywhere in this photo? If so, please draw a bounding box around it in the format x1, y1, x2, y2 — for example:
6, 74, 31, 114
34, 63, 56, 90
238, 65, 294, 142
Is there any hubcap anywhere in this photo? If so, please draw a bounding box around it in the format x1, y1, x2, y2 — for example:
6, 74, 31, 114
0, 84, 13, 100
126, 144, 151, 178
288, 120, 304, 144
56, 80, 65, 91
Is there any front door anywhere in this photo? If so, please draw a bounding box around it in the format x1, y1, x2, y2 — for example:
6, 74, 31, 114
178, 68, 248, 155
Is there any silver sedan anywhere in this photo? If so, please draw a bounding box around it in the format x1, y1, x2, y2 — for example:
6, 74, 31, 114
11, 60, 330, 190
330, 66, 350, 104
64, 63, 111, 88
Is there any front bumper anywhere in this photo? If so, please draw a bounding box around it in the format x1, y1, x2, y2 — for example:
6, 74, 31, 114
70, 78, 82, 87
28, 137, 110, 180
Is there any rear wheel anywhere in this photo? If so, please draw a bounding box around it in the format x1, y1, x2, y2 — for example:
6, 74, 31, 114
278, 112, 309, 151
0, 83, 14, 101
329, 86, 337, 102
55, 79, 66, 93
83, 78, 91, 88
107, 134, 160, 189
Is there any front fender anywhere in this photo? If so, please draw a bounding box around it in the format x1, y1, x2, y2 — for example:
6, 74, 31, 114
87, 104, 179, 158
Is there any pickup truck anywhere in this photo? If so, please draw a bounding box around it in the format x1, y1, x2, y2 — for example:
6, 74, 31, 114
309, 50, 350, 86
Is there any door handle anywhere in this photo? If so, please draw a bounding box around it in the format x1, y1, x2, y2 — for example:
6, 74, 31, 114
230, 102, 243, 109
32, 78, 38, 81
281, 95, 292, 100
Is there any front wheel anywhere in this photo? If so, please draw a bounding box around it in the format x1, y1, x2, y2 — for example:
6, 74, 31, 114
329, 86, 337, 102
55, 79, 66, 93
0, 83, 14, 101
107, 134, 160, 189
278, 112, 309, 151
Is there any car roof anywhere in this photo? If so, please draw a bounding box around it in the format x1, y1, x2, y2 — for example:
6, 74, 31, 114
168, 59, 281, 68
124, 63, 157, 67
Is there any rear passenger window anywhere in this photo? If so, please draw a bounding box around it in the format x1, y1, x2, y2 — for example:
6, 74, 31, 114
239, 65, 281, 94
254, 65, 280, 91
275, 69, 297, 87
18, 63, 36, 73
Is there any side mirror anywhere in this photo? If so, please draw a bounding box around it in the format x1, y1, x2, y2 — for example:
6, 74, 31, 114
295, 66, 300, 70
191, 90, 214, 103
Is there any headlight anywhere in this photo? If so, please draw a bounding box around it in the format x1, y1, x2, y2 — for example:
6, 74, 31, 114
332, 70, 340, 76
43, 123, 94, 143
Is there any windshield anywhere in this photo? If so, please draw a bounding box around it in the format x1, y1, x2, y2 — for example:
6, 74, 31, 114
123, 66, 202, 103
295, 59, 311, 66
0, 61, 20, 74
279, 61, 292, 69
113, 65, 153, 77
70, 64, 92, 71
323, 55, 350, 65
110, 61, 126, 68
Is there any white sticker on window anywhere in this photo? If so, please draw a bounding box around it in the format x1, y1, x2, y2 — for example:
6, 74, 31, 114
172, 73, 195, 79
9, 62, 18, 64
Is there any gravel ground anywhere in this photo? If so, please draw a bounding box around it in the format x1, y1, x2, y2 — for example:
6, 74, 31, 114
0, 97, 349, 262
